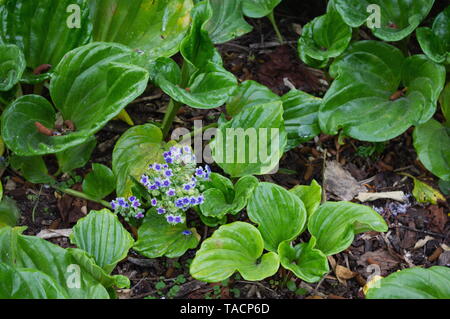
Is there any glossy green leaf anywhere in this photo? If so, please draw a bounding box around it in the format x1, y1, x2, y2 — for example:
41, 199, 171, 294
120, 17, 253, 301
2, 43, 149, 156
247, 182, 307, 252
152, 57, 237, 109
441, 83, 450, 122
226, 80, 279, 117
134, 212, 200, 258
282, 89, 321, 150
290, 179, 322, 217
211, 101, 287, 177
413, 119, 450, 181
308, 202, 388, 256
200, 173, 259, 218
190, 221, 280, 282
205, 0, 253, 44
333, 0, 434, 41
366, 266, 450, 299
0, 226, 110, 298
298, 6, 351, 63
0, 0, 92, 70
278, 237, 329, 283
112, 124, 164, 197
416, 6, 450, 64
0, 44, 25, 91
82, 164, 116, 200
10, 154, 54, 184
55, 137, 96, 174
0, 196, 20, 227
319, 41, 446, 142
242, 0, 281, 18
90, 0, 193, 60
70, 209, 134, 274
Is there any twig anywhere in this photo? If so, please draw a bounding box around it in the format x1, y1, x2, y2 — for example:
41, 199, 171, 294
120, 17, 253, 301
130, 93, 162, 105
394, 225, 446, 239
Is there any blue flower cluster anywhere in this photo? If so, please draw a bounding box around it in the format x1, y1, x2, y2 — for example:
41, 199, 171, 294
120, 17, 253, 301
111, 145, 210, 225
111, 196, 145, 220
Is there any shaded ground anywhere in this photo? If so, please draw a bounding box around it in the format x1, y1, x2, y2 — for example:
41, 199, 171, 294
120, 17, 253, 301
4, 0, 449, 299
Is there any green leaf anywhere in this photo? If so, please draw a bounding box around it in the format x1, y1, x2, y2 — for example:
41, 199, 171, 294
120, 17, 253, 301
0, 44, 25, 91
226, 80, 279, 117
366, 266, 450, 299
0, 226, 110, 298
412, 178, 446, 205
90, 0, 193, 60
82, 164, 116, 200
55, 136, 97, 174
242, 0, 281, 18
413, 119, 450, 181
134, 212, 200, 258
278, 237, 329, 283
112, 124, 164, 197
10, 153, 54, 184
298, 5, 352, 63
440, 83, 450, 122
0, 196, 20, 227
2, 43, 149, 156
319, 41, 446, 142
152, 57, 237, 109
247, 182, 307, 252
333, 0, 434, 41
190, 221, 280, 282
0, 0, 92, 70
70, 209, 134, 274
211, 101, 287, 177
282, 89, 321, 150
205, 0, 252, 44
308, 202, 388, 256
290, 179, 322, 217
417, 6, 450, 64
199, 173, 259, 218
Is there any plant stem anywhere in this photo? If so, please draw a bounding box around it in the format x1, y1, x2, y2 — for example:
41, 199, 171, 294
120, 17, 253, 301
268, 11, 284, 44
161, 99, 182, 139
56, 187, 112, 209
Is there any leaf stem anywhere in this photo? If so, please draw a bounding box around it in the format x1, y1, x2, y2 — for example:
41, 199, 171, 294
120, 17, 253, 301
161, 98, 182, 139
55, 187, 112, 209
268, 11, 284, 44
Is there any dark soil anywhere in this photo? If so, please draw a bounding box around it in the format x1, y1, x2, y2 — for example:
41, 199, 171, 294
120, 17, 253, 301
4, 0, 449, 300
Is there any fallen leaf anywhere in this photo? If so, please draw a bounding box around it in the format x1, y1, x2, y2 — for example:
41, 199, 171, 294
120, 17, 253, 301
324, 161, 366, 201
358, 249, 401, 275
356, 191, 406, 202
36, 228, 72, 239
427, 205, 447, 233
413, 235, 434, 250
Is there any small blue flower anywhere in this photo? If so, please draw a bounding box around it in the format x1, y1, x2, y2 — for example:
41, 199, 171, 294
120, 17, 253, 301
166, 215, 175, 223
163, 151, 172, 158
128, 196, 136, 202
175, 199, 184, 208
195, 168, 204, 177
182, 230, 192, 236
165, 156, 174, 164
164, 169, 173, 177
162, 179, 171, 187
111, 200, 118, 210
197, 195, 204, 204
117, 197, 127, 207
174, 216, 182, 223
183, 146, 191, 153
190, 197, 197, 205
148, 183, 159, 191
140, 175, 149, 185
182, 197, 190, 205
166, 188, 176, 196
154, 179, 162, 187
153, 163, 162, 171
135, 212, 145, 219
131, 200, 141, 208
157, 207, 166, 214
151, 198, 157, 206
183, 183, 192, 191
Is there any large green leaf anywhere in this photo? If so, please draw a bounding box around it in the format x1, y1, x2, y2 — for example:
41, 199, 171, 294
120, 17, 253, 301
298, 5, 352, 64
247, 182, 307, 252
226, 80, 279, 117
205, 0, 252, 44
0, 44, 25, 91
200, 173, 259, 218
308, 202, 388, 256
82, 164, 116, 200
278, 237, 329, 283
2, 42, 149, 156
441, 83, 450, 122
70, 209, 134, 274
55, 136, 97, 174
90, 0, 193, 60
112, 124, 164, 197
290, 179, 322, 217
282, 89, 321, 150
333, 0, 434, 41
0, 196, 21, 227
417, 6, 450, 64
10, 154, 54, 184
413, 119, 450, 181
190, 221, 280, 282
242, 0, 281, 18
319, 41, 446, 142
211, 101, 287, 177
0, 0, 92, 69
134, 212, 200, 258
0, 226, 110, 298
366, 266, 450, 299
